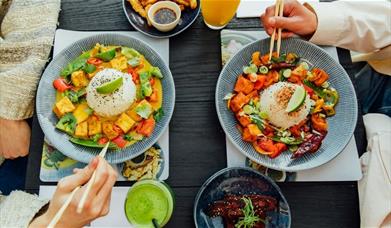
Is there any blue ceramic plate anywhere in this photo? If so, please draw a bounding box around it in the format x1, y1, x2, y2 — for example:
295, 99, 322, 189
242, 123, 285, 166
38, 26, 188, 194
194, 167, 291, 228
36, 33, 175, 164
216, 38, 358, 171
122, 0, 200, 38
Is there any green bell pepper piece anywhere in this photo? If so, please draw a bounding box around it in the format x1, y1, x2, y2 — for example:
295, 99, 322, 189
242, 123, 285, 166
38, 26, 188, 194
69, 137, 118, 149
83, 63, 96, 73
121, 47, 141, 58
60, 52, 90, 77
96, 49, 116, 62
139, 71, 153, 97
56, 113, 77, 135
150, 67, 163, 79
153, 108, 164, 122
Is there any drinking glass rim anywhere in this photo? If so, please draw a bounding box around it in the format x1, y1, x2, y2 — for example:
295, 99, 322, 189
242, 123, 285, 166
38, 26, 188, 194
124, 179, 175, 226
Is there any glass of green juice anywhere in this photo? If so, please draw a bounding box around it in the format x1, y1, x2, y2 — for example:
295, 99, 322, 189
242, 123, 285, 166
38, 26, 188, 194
124, 179, 175, 227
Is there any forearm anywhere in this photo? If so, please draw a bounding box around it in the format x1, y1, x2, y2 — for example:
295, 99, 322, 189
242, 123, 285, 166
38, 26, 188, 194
307, 1, 391, 53
0, 191, 49, 227
0, 0, 60, 120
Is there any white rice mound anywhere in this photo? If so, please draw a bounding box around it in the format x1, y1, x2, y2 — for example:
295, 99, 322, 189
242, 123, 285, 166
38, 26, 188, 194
86, 68, 136, 117
259, 82, 312, 129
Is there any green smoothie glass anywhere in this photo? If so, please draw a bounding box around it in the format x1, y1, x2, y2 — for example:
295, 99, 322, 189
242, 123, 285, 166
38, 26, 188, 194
124, 179, 174, 227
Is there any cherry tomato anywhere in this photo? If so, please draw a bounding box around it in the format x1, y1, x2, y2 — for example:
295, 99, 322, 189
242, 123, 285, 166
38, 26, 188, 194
303, 84, 314, 96
112, 136, 127, 148
53, 78, 71, 92
113, 125, 123, 134
149, 77, 155, 85
98, 137, 109, 145
87, 57, 103, 66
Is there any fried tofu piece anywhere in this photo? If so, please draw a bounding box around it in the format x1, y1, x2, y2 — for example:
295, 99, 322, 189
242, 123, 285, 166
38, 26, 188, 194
174, 0, 189, 7
71, 70, 89, 87
102, 121, 120, 140
128, 0, 147, 18
115, 113, 136, 133
110, 56, 128, 71
75, 121, 88, 138
141, 0, 157, 7
54, 96, 76, 117
73, 103, 91, 124
189, 0, 197, 9
88, 116, 102, 136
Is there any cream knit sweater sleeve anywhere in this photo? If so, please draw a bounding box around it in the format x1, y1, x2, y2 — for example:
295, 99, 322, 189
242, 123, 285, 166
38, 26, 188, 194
0, 191, 49, 227
0, 0, 60, 120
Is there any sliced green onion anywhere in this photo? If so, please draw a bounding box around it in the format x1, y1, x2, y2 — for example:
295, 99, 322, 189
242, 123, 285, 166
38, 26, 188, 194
283, 69, 292, 78
259, 66, 269, 74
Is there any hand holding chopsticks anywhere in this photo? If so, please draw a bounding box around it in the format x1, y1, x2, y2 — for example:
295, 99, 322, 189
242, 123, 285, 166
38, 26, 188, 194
30, 143, 118, 228
261, 0, 319, 46
268, 0, 285, 61
76, 142, 110, 214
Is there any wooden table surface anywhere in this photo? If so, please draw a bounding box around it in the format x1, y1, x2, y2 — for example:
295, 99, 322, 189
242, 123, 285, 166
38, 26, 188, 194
25, 0, 366, 227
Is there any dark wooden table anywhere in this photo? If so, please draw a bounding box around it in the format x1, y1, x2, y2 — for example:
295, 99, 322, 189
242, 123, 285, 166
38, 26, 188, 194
26, 0, 366, 227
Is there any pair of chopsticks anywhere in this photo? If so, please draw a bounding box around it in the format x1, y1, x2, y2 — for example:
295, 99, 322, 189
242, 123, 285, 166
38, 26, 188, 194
48, 142, 110, 228
268, 0, 285, 61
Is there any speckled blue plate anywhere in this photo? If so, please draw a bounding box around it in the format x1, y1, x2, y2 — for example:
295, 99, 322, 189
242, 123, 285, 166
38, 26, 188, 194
36, 33, 175, 164
216, 38, 358, 171
194, 167, 291, 228
122, 0, 200, 38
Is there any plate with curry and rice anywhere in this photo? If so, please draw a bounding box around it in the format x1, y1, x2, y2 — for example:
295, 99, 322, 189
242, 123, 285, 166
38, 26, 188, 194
216, 38, 358, 171
122, 0, 200, 38
36, 33, 175, 164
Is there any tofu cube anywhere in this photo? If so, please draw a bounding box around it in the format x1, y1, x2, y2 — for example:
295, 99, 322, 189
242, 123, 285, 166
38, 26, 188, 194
75, 121, 88, 138
102, 121, 119, 140
73, 103, 91, 124
115, 113, 135, 133
88, 116, 102, 136
55, 96, 76, 116
110, 56, 128, 71
71, 70, 89, 87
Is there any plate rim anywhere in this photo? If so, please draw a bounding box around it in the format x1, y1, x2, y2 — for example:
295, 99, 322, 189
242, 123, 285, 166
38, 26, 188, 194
215, 37, 358, 172
193, 166, 291, 228
36, 33, 175, 164
122, 0, 201, 39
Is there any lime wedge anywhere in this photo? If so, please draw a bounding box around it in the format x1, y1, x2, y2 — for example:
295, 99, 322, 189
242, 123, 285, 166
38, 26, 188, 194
96, 77, 123, 94
286, 86, 306, 112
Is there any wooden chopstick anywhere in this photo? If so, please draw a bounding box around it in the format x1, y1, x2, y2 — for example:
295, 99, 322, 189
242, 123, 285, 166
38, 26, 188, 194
276, 0, 285, 56
77, 142, 110, 213
268, 0, 283, 61
47, 142, 110, 228
48, 186, 81, 228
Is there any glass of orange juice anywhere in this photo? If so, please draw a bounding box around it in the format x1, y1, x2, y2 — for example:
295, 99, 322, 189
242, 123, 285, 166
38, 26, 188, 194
201, 0, 241, 30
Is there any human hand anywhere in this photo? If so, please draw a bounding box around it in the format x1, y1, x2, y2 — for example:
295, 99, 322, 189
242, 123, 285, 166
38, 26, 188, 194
260, 0, 318, 38
29, 156, 118, 228
0, 118, 31, 159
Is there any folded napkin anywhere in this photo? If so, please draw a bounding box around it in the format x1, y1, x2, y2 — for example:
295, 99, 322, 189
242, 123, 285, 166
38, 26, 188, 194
0, 0, 60, 120
358, 113, 391, 227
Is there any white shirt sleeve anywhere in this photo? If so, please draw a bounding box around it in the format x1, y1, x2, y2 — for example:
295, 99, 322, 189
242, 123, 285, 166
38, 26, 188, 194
358, 114, 391, 227
308, 1, 391, 53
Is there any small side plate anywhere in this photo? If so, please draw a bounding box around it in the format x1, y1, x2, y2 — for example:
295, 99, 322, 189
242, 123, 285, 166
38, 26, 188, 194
122, 0, 200, 38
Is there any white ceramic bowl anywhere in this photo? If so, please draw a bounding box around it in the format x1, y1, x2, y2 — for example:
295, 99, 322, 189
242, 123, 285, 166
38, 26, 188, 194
148, 1, 181, 32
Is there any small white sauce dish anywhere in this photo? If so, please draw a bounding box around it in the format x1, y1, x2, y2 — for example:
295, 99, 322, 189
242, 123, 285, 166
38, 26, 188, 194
148, 1, 181, 32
